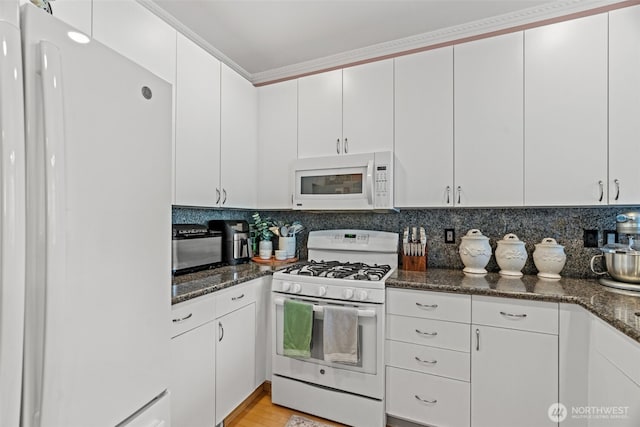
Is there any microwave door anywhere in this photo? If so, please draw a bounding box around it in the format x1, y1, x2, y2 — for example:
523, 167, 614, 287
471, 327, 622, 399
294, 166, 371, 210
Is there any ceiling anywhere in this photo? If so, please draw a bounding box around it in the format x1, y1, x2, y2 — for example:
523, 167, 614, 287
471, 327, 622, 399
145, 0, 622, 84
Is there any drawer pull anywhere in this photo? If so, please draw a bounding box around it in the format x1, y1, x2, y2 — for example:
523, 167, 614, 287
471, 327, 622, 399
414, 395, 437, 404
232, 293, 245, 301
415, 302, 438, 309
415, 356, 437, 365
415, 329, 438, 337
172, 313, 193, 323
500, 311, 527, 318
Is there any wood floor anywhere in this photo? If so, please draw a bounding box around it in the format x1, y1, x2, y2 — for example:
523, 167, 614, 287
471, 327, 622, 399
226, 392, 346, 427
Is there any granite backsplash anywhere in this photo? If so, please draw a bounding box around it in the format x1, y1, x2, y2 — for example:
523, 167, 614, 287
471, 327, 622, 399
172, 205, 640, 279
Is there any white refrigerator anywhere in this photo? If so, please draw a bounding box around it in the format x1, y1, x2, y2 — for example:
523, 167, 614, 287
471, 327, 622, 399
1, 3, 172, 426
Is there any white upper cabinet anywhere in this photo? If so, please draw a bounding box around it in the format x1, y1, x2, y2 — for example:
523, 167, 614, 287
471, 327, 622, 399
298, 69, 342, 158
257, 80, 298, 209
342, 59, 394, 155
609, 5, 640, 205
524, 14, 608, 206
298, 60, 393, 158
394, 47, 454, 207
92, 0, 176, 84
220, 64, 258, 208
454, 32, 524, 207
50, 0, 92, 35
174, 33, 221, 207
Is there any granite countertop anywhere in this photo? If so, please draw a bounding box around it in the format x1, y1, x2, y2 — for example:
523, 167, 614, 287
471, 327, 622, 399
388, 269, 640, 343
171, 262, 280, 304
172, 263, 640, 344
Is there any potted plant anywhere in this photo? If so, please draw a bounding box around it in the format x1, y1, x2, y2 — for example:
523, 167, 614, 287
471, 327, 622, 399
251, 213, 274, 259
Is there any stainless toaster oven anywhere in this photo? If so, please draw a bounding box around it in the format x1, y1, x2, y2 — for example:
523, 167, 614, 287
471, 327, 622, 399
172, 224, 222, 274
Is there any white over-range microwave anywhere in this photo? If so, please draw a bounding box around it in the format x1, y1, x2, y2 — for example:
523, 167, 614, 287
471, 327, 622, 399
292, 151, 394, 210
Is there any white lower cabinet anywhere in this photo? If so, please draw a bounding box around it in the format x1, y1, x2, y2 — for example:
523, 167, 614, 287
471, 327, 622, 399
170, 295, 217, 427
471, 296, 558, 427
215, 283, 257, 424
386, 289, 471, 427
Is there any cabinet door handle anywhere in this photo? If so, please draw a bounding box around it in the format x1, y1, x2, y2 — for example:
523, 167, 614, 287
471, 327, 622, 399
222, 188, 227, 204
446, 186, 451, 204
415, 329, 438, 337
415, 302, 438, 309
232, 293, 245, 301
476, 328, 480, 351
414, 395, 437, 404
500, 311, 527, 318
216, 188, 221, 204
598, 180, 604, 202
218, 321, 224, 342
415, 356, 437, 365
172, 313, 193, 323
457, 186, 462, 204
614, 179, 620, 201
344, 137, 348, 154
336, 138, 341, 154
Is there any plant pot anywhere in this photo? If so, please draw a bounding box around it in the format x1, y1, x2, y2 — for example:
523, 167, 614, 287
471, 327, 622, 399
259, 240, 273, 260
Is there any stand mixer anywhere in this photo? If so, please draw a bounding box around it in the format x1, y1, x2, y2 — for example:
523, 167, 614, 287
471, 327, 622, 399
591, 212, 640, 291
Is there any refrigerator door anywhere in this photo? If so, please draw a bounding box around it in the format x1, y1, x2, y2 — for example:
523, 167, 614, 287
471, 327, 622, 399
0, 6, 26, 427
21, 5, 171, 427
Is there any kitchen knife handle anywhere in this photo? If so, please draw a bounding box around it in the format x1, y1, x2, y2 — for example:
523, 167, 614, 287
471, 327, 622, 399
216, 188, 221, 204
336, 138, 341, 154
598, 180, 604, 202
344, 137, 348, 154
614, 179, 620, 201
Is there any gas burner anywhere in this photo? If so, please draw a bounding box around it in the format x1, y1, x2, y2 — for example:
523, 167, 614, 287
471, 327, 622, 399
279, 260, 392, 281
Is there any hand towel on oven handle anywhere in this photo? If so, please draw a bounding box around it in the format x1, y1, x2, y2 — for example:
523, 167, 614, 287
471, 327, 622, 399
283, 299, 313, 358
323, 306, 358, 364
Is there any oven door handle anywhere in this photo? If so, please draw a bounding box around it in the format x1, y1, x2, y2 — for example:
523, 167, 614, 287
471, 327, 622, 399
273, 297, 376, 318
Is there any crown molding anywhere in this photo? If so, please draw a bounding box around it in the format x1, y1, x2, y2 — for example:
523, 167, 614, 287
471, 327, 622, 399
139, 0, 631, 86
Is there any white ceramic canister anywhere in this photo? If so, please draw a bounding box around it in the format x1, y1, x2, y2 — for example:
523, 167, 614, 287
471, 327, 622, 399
459, 229, 492, 274
495, 233, 528, 277
258, 240, 273, 260
533, 238, 566, 279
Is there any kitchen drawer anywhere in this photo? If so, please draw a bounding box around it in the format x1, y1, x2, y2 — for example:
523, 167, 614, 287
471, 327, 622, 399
215, 281, 257, 318
386, 366, 470, 427
386, 339, 470, 382
592, 316, 640, 386
387, 288, 471, 323
472, 295, 558, 334
171, 294, 216, 338
387, 314, 470, 352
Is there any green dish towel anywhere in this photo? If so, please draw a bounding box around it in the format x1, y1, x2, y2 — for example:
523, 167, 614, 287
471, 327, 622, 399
283, 299, 313, 358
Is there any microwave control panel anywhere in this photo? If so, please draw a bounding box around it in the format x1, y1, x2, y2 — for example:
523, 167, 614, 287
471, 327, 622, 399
374, 164, 390, 208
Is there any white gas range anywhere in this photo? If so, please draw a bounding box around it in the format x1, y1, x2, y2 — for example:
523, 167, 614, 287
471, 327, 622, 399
271, 229, 398, 427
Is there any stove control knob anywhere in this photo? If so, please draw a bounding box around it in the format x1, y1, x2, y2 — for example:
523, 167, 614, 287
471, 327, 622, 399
318, 286, 327, 297
291, 283, 302, 293
281, 282, 291, 292
343, 288, 354, 300
354, 290, 368, 301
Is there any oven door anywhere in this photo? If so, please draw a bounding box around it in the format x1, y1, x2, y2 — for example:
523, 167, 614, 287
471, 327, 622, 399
271, 292, 384, 399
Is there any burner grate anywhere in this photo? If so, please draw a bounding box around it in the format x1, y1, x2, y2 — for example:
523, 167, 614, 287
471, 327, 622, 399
279, 260, 391, 281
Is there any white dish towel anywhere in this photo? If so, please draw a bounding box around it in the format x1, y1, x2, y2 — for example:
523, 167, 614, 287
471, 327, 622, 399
323, 305, 358, 364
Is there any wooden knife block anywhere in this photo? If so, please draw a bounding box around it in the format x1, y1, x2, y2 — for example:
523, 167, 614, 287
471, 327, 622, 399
402, 253, 427, 272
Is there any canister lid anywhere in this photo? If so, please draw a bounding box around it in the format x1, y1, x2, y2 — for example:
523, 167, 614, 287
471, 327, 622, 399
498, 233, 524, 245
535, 238, 563, 248
462, 229, 489, 241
